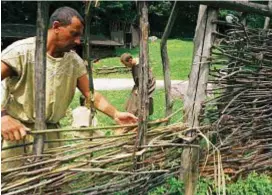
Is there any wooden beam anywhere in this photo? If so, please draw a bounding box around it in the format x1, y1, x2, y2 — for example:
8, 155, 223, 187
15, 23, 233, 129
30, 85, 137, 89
264, 0, 272, 29
181, 5, 218, 195
33, 1, 48, 155
137, 1, 149, 149
160, 1, 179, 120
200, 1, 272, 17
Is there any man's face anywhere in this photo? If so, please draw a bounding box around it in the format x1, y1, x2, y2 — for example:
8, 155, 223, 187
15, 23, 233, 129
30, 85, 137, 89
123, 58, 134, 68
55, 16, 84, 52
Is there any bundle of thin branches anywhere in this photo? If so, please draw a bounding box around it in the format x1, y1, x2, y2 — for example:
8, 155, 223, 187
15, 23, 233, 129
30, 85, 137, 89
200, 25, 272, 179
95, 66, 131, 75
1, 119, 206, 194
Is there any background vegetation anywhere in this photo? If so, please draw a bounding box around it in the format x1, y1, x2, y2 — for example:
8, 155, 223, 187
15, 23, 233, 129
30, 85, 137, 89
148, 173, 272, 195
94, 39, 193, 80
2, 1, 270, 40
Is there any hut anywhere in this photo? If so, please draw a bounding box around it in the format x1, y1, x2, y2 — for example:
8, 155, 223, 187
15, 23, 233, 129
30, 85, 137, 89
1, 23, 123, 59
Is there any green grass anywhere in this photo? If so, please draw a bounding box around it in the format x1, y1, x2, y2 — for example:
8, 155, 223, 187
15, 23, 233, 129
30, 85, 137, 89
93, 39, 193, 80
60, 89, 183, 128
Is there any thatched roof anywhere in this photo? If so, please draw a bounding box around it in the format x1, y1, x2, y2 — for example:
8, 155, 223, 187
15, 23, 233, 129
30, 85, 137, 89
1, 24, 123, 46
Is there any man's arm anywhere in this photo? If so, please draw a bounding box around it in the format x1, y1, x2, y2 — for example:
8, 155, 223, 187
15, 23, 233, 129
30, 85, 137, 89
1, 61, 15, 81
1, 61, 27, 141
77, 74, 137, 124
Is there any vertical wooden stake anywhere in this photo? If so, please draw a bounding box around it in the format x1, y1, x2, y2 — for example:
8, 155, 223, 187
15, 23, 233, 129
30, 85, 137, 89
137, 1, 149, 148
133, 2, 149, 174
34, 1, 48, 156
160, 1, 179, 120
84, 1, 96, 126
181, 5, 218, 195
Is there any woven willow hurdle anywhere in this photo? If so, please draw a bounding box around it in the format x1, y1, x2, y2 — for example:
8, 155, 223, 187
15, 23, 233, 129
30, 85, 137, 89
2, 118, 210, 194
199, 25, 272, 179
2, 1, 272, 194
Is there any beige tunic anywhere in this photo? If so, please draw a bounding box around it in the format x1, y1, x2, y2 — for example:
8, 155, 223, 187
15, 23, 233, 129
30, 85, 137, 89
1, 37, 87, 124
1, 37, 87, 170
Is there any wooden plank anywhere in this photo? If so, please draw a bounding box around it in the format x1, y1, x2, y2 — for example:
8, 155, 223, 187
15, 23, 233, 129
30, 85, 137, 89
181, 5, 218, 195
33, 2, 48, 155
200, 0, 272, 17
264, 0, 272, 29
160, 1, 179, 120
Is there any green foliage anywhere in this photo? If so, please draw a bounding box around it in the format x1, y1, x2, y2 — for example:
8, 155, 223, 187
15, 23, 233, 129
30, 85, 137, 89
226, 172, 272, 195
149, 173, 272, 195
196, 178, 213, 195
149, 1, 172, 17
95, 1, 137, 23
218, 9, 267, 29
148, 177, 184, 195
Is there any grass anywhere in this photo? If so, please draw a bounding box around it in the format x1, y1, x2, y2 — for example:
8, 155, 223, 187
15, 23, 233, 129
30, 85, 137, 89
60, 89, 183, 128
60, 39, 190, 133
93, 39, 193, 80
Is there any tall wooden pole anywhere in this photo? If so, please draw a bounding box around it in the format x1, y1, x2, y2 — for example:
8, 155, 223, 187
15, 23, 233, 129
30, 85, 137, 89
84, 1, 95, 126
181, 5, 218, 195
160, 1, 179, 120
133, 2, 149, 173
34, 2, 48, 156
137, 1, 149, 148
264, 0, 272, 30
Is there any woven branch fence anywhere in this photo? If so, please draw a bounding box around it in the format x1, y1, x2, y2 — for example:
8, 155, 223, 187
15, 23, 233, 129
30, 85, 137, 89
2, 24, 271, 195
199, 24, 272, 179
1, 110, 212, 195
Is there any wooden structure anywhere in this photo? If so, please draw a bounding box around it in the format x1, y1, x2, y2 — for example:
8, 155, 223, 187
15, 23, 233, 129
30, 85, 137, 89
1, 24, 122, 59
110, 21, 140, 48
1, 1, 271, 194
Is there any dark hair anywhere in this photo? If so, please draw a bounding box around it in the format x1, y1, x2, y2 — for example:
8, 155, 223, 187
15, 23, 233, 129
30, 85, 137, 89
120, 53, 133, 63
49, 6, 84, 28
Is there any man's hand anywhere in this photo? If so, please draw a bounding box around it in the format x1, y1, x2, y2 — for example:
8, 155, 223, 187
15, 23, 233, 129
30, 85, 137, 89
1, 115, 27, 141
114, 111, 138, 125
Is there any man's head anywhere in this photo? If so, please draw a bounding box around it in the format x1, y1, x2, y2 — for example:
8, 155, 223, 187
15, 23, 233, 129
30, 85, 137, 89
120, 53, 135, 68
48, 7, 84, 53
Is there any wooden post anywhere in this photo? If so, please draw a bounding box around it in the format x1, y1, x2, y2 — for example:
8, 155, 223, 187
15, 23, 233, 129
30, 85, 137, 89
33, 2, 48, 156
137, 1, 149, 147
84, 1, 96, 126
181, 5, 218, 195
160, 1, 179, 120
264, 0, 272, 30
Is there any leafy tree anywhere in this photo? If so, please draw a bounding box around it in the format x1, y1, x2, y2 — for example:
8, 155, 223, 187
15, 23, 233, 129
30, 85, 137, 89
149, 1, 198, 38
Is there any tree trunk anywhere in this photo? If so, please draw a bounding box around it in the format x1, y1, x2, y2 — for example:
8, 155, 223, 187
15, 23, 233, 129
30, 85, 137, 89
181, 5, 218, 195
264, 0, 272, 30
160, 1, 179, 120
200, 1, 272, 17
34, 1, 48, 156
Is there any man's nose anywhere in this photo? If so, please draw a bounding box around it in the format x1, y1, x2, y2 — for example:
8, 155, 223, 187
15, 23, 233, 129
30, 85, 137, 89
75, 37, 81, 45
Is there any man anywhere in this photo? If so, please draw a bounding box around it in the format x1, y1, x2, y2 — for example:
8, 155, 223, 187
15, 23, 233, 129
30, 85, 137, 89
120, 53, 156, 116
1, 7, 137, 166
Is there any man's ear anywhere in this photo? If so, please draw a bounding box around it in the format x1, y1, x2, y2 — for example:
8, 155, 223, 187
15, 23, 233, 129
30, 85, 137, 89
52, 21, 61, 33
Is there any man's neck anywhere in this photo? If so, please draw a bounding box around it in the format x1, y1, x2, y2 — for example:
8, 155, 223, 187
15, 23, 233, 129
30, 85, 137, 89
46, 31, 65, 58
